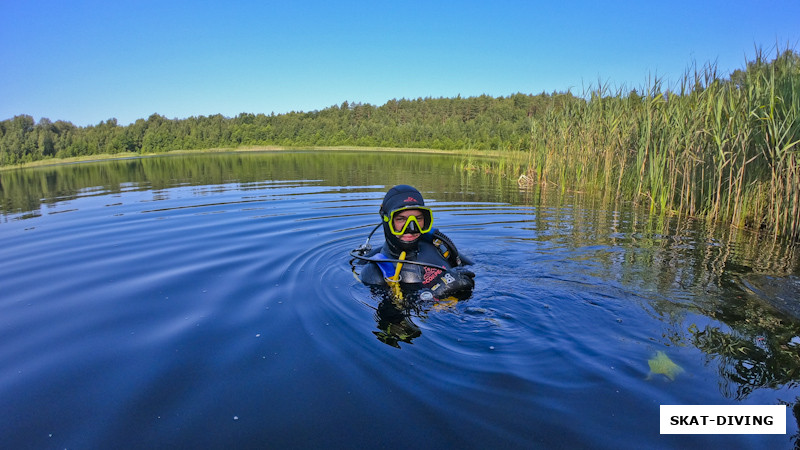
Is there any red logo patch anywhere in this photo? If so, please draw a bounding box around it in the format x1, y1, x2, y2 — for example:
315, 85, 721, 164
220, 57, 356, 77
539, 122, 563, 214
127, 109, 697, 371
404, 196, 418, 203
423, 267, 443, 285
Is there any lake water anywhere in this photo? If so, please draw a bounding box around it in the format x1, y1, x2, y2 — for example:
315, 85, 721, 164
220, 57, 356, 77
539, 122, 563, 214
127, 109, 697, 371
1, 151, 799, 449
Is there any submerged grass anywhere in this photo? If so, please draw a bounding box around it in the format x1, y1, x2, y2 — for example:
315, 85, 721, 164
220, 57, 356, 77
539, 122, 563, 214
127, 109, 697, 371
480, 47, 800, 241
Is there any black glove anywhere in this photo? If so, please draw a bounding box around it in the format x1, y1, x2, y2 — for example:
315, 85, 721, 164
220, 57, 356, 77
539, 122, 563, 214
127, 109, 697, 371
428, 267, 475, 299
453, 266, 475, 280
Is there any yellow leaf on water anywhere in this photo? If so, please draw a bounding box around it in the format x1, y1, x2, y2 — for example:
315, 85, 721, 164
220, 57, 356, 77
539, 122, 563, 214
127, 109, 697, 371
647, 351, 685, 381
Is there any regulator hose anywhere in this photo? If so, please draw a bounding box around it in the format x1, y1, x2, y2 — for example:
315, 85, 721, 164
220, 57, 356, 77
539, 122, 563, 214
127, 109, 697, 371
348, 249, 446, 270
349, 223, 447, 270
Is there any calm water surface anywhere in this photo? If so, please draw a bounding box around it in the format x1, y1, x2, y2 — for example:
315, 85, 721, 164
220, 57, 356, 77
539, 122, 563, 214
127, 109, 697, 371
1, 151, 799, 449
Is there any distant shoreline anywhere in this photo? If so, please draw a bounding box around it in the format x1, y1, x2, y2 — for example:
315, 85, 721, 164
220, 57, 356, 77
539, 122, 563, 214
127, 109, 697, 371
0, 145, 493, 172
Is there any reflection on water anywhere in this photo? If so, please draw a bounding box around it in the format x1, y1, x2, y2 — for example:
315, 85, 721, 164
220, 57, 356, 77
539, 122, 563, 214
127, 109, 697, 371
739, 274, 800, 320
372, 295, 424, 348
1, 151, 799, 448
0, 151, 499, 216
520, 190, 800, 406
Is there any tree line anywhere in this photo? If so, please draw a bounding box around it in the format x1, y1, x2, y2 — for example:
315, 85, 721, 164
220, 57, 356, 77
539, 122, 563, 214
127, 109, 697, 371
0, 93, 578, 165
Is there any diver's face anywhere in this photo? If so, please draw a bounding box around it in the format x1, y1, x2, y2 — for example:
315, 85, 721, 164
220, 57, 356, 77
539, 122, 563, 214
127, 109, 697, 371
393, 209, 425, 242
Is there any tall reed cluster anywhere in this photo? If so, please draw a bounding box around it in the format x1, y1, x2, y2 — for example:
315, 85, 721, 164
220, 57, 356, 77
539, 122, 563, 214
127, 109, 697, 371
522, 48, 800, 241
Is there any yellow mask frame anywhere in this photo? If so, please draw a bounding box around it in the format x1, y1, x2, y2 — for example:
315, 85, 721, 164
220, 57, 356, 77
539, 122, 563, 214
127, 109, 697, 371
383, 206, 433, 235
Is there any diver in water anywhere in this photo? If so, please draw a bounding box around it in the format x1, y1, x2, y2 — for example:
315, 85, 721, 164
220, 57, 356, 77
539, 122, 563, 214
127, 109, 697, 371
352, 184, 475, 302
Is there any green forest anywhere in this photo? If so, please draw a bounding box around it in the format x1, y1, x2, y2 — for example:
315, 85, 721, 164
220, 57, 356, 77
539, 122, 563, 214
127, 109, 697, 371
0, 93, 570, 162
1, 49, 799, 240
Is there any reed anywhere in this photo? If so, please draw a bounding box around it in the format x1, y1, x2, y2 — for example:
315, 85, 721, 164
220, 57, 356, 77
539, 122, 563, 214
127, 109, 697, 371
516, 47, 800, 241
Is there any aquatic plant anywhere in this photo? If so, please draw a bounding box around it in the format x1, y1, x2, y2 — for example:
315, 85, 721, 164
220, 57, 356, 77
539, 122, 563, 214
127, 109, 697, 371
517, 47, 800, 241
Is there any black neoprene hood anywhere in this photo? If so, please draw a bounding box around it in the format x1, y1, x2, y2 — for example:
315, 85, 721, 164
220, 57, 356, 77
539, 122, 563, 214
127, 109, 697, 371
379, 184, 425, 218
379, 185, 427, 255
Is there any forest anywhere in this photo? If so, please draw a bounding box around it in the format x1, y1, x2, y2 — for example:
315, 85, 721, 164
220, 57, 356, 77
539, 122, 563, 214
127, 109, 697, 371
0, 92, 572, 163
1, 49, 799, 240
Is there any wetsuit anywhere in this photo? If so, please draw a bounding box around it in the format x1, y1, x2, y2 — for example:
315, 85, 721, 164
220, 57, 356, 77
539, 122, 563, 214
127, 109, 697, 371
357, 184, 475, 300
359, 229, 475, 299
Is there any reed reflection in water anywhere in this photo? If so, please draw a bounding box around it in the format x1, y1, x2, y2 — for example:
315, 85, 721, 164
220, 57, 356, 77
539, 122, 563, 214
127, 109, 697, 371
0, 151, 798, 448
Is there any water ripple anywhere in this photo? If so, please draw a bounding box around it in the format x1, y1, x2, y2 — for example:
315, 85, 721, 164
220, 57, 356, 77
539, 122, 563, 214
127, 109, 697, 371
1, 156, 798, 449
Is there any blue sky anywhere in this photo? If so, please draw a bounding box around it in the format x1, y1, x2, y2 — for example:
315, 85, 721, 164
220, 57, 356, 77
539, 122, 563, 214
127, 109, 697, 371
2, 0, 798, 126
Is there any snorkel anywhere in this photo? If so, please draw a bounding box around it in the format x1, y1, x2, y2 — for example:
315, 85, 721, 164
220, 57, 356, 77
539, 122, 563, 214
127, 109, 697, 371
387, 251, 406, 301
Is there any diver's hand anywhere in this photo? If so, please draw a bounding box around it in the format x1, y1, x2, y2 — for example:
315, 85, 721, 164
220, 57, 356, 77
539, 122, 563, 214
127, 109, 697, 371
429, 267, 475, 298
453, 266, 475, 280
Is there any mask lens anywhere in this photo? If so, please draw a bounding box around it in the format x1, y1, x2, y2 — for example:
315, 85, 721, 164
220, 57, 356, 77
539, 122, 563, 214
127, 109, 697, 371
388, 207, 433, 235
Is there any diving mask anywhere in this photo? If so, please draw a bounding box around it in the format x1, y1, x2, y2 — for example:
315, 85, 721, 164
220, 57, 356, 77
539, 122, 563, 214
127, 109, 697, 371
383, 206, 433, 236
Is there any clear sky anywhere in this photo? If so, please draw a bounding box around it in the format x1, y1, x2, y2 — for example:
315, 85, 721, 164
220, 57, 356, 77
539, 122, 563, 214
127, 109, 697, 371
2, 0, 798, 126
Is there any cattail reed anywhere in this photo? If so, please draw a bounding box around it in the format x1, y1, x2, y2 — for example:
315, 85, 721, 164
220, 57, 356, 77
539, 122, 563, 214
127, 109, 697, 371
518, 47, 799, 241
